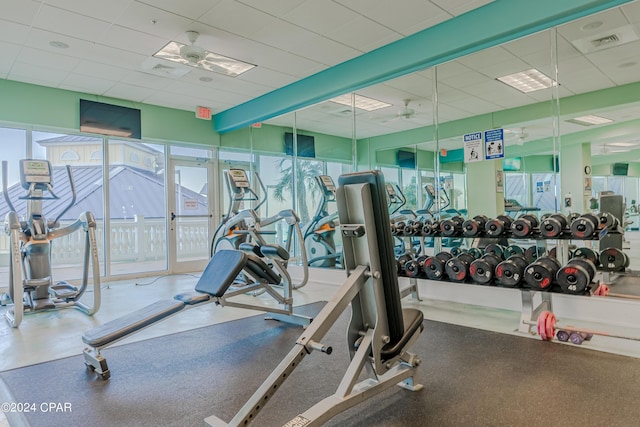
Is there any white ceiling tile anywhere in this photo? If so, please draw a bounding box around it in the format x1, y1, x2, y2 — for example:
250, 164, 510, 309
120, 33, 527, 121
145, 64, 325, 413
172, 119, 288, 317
250, 19, 318, 52
32, 4, 111, 42
24, 28, 99, 60
457, 46, 518, 69
116, 2, 195, 40
236, 0, 303, 17
431, 0, 495, 17
434, 61, 473, 78
73, 60, 132, 82
81, 44, 147, 71
328, 15, 401, 52
137, 0, 222, 20
16, 47, 81, 71
101, 25, 168, 55
121, 70, 177, 90
37, 0, 133, 23
383, 74, 432, 98
103, 83, 157, 102
0, 20, 31, 45
283, 1, 360, 36
445, 95, 500, 116
237, 68, 297, 89
557, 7, 629, 43
198, 0, 278, 38
0, 41, 21, 74
8, 61, 69, 86
289, 34, 360, 66
0, 0, 43, 26
440, 70, 491, 88
335, 0, 448, 34
59, 73, 116, 94
621, 1, 640, 24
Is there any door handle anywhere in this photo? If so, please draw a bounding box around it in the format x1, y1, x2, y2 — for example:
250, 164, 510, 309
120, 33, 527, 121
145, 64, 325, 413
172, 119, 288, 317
171, 212, 176, 221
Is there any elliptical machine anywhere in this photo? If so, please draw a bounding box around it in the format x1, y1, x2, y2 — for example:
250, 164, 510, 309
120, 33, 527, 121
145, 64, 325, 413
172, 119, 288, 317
211, 168, 309, 289
303, 175, 341, 268
2, 159, 101, 327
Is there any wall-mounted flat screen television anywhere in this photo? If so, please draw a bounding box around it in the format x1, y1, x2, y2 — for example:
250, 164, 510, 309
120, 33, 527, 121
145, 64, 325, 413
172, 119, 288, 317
503, 157, 522, 171
397, 150, 416, 169
284, 132, 316, 158
612, 162, 629, 176
80, 99, 142, 139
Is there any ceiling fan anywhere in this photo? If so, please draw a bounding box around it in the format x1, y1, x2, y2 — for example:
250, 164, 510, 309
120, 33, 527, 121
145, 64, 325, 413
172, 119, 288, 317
379, 100, 420, 123
505, 127, 529, 145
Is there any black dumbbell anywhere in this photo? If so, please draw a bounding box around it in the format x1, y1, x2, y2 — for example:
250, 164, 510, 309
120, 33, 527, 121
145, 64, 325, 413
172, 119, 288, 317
445, 252, 475, 282
572, 246, 599, 267
404, 255, 428, 278
504, 244, 525, 259
423, 252, 453, 280
511, 214, 539, 238
421, 220, 436, 236
495, 255, 528, 288
397, 253, 414, 276
393, 221, 407, 236
523, 256, 561, 291
539, 213, 568, 238
468, 247, 484, 259
484, 243, 505, 260
597, 212, 619, 230
567, 212, 581, 224
469, 253, 502, 285
440, 215, 465, 237
408, 220, 424, 236
599, 247, 629, 271
556, 257, 596, 295
524, 245, 545, 263
570, 213, 600, 239
462, 215, 489, 237
485, 215, 513, 237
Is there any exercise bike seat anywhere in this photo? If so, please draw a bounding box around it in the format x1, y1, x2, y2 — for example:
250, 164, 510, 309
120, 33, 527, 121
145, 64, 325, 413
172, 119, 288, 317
195, 250, 248, 297
380, 308, 424, 362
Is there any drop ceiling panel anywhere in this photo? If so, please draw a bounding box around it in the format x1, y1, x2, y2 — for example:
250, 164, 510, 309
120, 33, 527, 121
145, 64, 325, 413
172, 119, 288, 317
83, 44, 147, 72
0, 0, 43, 26
431, 0, 495, 17
237, 67, 297, 89
25, 28, 99, 60
0, 41, 21, 75
457, 46, 520, 70
100, 25, 168, 56
282, 1, 360, 37
32, 5, 111, 42
121, 71, 176, 91
116, 2, 195, 40
137, 0, 221, 21
236, 0, 303, 17
73, 60, 132, 82
334, 0, 450, 35
444, 95, 501, 116
250, 18, 324, 53
382, 74, 432, 98
59, 73, 116, 94
38, 0, 134, 23
0, 19, 30, 45
16, 47, 81, 72
8, 62, 70, 86
621, 1, 640, 23
288, 33, 360, 66
103, 83, 157, 103
327, 15, 402, 52
556, 7, 629, 42
198, 0, 278, 39
439, 69, 493, 89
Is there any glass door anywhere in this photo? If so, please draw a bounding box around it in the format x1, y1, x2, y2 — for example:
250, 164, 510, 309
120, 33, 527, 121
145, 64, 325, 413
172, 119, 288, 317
168, 157, 215, 273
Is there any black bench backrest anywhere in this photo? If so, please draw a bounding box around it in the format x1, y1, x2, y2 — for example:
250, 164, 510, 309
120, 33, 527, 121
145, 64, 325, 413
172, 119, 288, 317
337, 170, 404, 344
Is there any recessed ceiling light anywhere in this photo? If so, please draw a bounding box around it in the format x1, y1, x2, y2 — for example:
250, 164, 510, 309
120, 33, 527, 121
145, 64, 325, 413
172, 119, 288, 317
199, 76, 213, 82
153, 41, 255, 77
581, 20, 604, 31
330, 94, 391, 111
49, 41, 69, 49
496, 69, 556, 93
571, 115, 614, 125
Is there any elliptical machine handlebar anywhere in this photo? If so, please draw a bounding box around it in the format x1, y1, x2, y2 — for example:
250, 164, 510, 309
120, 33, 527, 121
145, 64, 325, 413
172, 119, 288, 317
2, 160, 16, 214
51, 165, 77, 229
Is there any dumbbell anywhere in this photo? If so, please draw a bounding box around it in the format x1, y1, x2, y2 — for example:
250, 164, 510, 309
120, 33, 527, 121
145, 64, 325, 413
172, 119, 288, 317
536, 311, 593, 344
556, 257, 596, 295
445, 252, 475, 282
421, 220, 437, 237
440, 215, 465, 237
462, 215, 489, 237
597, 212, 619, 230
423, 252, 453, 280
494, 255, 528, 288
524, 245, 545, 263
572, 246, 599, 267
567, 212, 581, 224
396, 253, 414, 276
469, 253, 502, 285
468, 247, 484, 259
539, 213, 568, 238
485, 215, 513, 237
569, 213, 600, 239
523, 256, 561, 291
393, 221, 407, 236
503, 244, 525, 259
484, 243, 505, 260
407, 220, 424, 236
511, 214, 539, 238
449, 246, 465, 257
404, 255, 428, 278
599, 247, 629, 271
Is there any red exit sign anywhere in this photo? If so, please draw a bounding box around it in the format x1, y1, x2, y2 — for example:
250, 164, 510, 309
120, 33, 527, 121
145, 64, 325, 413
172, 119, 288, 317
196, 106, 212, 120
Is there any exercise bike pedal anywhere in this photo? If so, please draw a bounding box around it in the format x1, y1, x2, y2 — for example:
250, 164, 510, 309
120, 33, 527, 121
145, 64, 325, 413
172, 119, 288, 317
50, 282, 79, 300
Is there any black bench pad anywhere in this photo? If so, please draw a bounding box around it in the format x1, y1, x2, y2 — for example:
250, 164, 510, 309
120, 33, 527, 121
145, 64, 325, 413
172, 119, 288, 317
259, 244, 290, 261
195, 250, 248, 297
82, 299, 185, 348
381, 308, 424, 362
246, 253, 281, 284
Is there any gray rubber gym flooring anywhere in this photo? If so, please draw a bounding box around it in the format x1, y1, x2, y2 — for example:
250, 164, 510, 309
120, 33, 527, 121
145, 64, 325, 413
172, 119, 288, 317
1, 302, 639, 427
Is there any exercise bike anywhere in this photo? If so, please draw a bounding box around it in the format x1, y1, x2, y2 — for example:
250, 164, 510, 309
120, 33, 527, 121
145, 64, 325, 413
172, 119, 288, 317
303, 175, 341, 268
1, 159, 101, 328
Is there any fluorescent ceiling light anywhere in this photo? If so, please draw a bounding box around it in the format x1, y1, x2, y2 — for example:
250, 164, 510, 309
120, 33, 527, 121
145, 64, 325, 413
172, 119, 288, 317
496, 69, 556, 93
607, 142, 637, 147
153, 41, 255, 77
572, 114, 614, 125
330, 94, 392, 111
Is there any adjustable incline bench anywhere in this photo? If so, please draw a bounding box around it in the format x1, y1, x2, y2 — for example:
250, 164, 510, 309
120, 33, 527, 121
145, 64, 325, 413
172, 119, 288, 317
82, 250, 311, 380
206, 170, 424, 426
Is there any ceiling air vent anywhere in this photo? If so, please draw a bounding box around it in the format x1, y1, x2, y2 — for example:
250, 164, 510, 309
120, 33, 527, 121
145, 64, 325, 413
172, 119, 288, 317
571, 25, 639, 54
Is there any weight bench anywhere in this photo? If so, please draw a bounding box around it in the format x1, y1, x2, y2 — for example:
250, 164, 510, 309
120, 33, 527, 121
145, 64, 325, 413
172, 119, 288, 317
206, 170, 424, 426
83, 250, 311, 380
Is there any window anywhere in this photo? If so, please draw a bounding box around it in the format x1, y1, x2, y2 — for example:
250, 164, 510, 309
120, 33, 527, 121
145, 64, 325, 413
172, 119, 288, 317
60, 150, 80, 161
